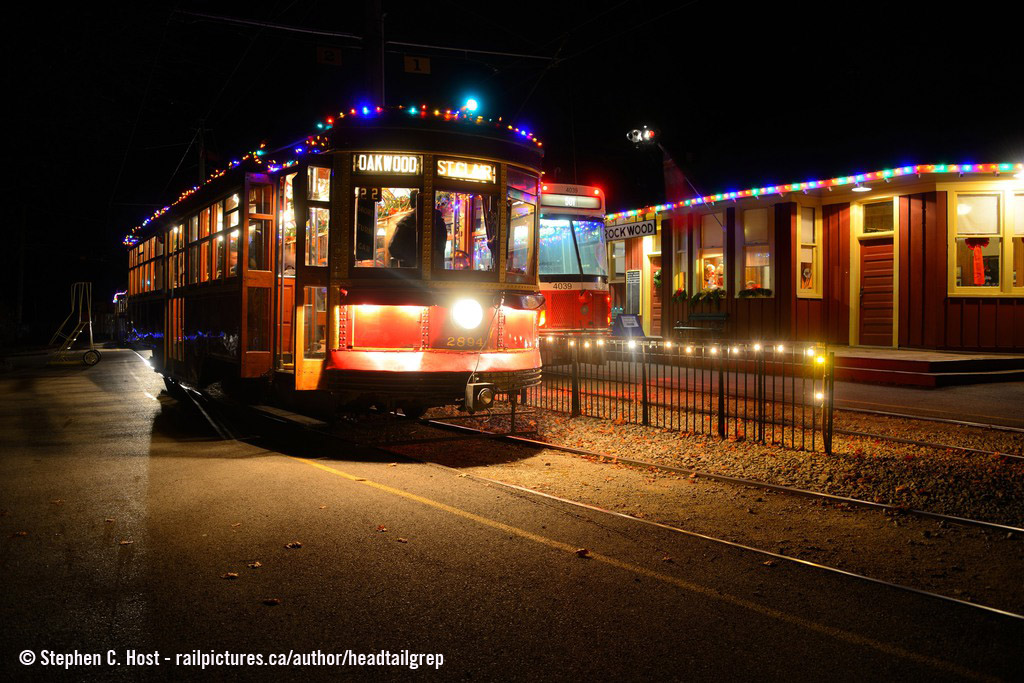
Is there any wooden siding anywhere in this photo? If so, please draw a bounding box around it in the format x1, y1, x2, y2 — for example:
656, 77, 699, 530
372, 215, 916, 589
898, 192, 946, 348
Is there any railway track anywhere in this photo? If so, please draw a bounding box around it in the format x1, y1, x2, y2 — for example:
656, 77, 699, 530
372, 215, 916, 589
164, 378, 1024, 621
421, 417, 1024, 535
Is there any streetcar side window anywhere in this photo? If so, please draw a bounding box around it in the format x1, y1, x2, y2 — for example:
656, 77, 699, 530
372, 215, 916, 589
435, 191, 497, 271
280, 173, 297, 276
507, 168, 538, 279
306, 207, 330, 267
303, 286, 327, 358
353, 187, 419, 269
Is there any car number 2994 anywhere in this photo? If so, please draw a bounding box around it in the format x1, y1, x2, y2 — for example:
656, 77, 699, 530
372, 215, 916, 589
446, 336, 484, 348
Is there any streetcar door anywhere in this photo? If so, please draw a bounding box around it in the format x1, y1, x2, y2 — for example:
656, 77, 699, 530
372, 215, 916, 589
275, 171, 297, 371
292, 164, 332, 391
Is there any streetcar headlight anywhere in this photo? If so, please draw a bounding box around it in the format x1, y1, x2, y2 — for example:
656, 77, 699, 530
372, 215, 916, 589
452, 298, 484, 329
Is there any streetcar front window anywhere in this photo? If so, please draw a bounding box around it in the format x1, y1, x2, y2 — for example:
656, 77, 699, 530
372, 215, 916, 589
572, 220, 608, 277
353, 187, 419, 269
435, 191, 497, 271
539, 219, 578, 275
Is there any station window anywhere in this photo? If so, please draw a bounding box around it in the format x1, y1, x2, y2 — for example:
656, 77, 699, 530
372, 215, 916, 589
863, 200, 894, 233
696, 212, 725, 290
672, 223, 687, 294
435, 191, 497, 271
740, 208, 771, 292
303, 286, 327, 358
1015, 194, 1024, 288
953, 194, 1000, 289
798, 206, 820, 297
610, 241, 626, 281
353, 187, 419, 268
507, 169, 538, 279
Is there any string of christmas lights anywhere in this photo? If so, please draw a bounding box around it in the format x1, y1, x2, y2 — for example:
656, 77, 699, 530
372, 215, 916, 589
605, 163, 1024, 221
124, 104, 542, 246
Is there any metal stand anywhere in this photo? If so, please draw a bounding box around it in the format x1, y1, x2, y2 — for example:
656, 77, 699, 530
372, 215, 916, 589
49, 282, 101, 366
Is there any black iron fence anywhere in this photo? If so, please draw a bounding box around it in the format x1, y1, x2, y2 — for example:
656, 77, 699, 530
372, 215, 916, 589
526, 335, 835, 454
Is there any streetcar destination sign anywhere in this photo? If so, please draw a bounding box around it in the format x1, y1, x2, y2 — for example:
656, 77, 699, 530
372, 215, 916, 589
436, 158, 496, 183
604, 219, 656, 242
353, 153, 422, 174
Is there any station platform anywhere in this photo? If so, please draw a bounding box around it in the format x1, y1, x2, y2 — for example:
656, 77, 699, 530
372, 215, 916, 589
829, 346, 1024, 387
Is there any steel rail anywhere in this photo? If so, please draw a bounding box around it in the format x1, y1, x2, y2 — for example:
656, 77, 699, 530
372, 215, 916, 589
422, 418, 1024, 535
467, 475, 1024, 622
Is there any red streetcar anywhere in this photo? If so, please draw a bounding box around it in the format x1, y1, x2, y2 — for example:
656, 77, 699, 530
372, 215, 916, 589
537, 183, 610, 335
124, 105, 545, 416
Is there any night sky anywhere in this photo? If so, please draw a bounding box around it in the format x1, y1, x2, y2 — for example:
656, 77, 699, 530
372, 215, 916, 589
6, 1, 1022, 341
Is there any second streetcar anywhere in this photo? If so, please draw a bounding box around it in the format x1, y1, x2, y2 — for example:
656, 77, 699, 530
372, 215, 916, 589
537, 183, 610, 335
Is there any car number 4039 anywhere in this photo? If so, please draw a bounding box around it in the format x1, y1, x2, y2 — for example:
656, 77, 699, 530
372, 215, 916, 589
446, 336, 484, 348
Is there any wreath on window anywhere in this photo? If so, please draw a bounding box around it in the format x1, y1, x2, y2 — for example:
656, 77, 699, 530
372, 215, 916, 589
671, 288, 688, 303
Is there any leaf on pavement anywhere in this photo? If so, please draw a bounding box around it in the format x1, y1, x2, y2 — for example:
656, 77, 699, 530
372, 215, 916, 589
762, 560, 776, 567
262, 598, 282, 606
376, 525, 388, 532
221, 572, 239, 580
248, 561, 262, 569
397, 538, 408, 544
13, 531, 28, 537
119, 539, 134, 545
284, 541, 302, 549
574, 548, 591, 558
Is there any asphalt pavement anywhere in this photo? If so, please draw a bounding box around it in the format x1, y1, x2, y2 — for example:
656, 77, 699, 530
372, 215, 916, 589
1, 350, 1021, 681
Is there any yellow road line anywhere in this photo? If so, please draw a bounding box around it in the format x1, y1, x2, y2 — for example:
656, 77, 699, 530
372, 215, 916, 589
289, 455, 996, 681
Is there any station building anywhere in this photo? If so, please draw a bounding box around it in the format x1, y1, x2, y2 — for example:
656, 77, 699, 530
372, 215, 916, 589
605, 163, 1024, 351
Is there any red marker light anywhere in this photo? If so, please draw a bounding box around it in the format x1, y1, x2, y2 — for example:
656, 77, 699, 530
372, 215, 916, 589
593, 188, 601, 195
542, 185, 548, 191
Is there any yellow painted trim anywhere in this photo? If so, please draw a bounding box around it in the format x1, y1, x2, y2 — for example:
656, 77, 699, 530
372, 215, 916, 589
946, 187, 1024, 296
794, 201, 823, 300
285, 454, 992, 681
848, 196, 899, 347
693, 210, 726, 293
734, 205, 775, 295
